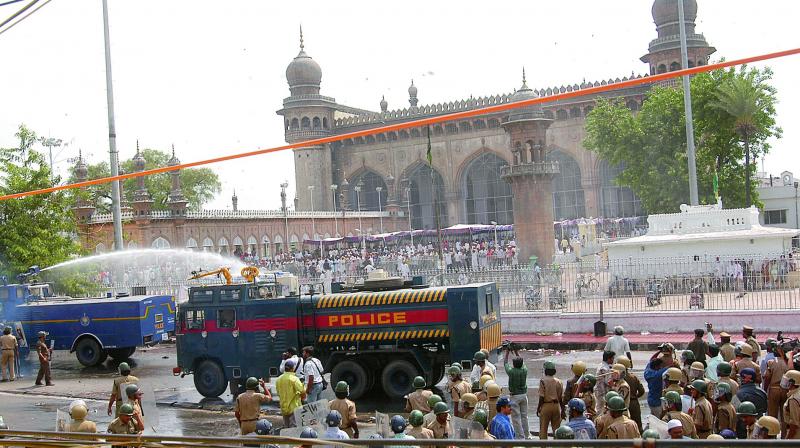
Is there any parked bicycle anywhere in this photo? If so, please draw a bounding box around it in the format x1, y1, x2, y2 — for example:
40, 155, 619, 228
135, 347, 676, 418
575, 273, 599, 298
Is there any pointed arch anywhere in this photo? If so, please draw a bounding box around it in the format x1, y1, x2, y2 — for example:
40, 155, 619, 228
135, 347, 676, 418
547, 150, 585, 220
598, 160, 642, 218
460, 151, 513, 224
347, 169, 388, 211
186, 237, 198, 250
400, 162, 447, 230
152, 237, 171, 249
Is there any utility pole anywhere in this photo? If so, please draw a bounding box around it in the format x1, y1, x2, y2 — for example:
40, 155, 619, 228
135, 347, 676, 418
678, 0, 699, 206
102, 0, 124, 250
40, 137, 62, 180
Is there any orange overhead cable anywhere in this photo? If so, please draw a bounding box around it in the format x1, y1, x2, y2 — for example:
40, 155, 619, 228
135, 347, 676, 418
2, 46, 799, 202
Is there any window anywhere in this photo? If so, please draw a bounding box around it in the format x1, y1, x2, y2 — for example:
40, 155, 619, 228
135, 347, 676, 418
190, 289, 214, 302
185, 310, 205, 330
155, 313, 163, 324
764, 209, 787, 225
219, 288, 241, 301
485, 292, 494, 316
217, 309, 236, 329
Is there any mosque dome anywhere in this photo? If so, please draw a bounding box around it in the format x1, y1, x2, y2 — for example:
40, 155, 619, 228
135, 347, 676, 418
652, 0, 697, 27
285, 27, 321, 93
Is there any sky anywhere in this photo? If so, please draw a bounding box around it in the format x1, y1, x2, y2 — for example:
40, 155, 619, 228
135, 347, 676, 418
0, 0, 798, 210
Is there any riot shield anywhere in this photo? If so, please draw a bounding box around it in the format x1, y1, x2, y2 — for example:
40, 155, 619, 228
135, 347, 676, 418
293, 399, 331, 429
449, 416, 474, 440
137, 379, 161, 434
645, 415, 669, 439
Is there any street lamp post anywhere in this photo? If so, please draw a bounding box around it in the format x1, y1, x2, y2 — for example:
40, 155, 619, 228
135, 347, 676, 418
376, 186, 384, 234
354, 182, 364, 249
308, 185, 320, 256
280, 181, 289, 254
40, 137, 63, 179
404, 180, 414, 248
794, 182, 799, 242
331, 184, 339, 237
490, 220, 499, 249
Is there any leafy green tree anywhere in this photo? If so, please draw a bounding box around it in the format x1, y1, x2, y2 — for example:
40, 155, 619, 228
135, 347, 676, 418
0, 125, 81, 277
70, 148, 221, 213
584, 66, 781, 214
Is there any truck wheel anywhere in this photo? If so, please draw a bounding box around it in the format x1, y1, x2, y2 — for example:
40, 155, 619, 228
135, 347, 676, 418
75, 338, 106, 367
381, 360, 417, 399
331, 360, 369, 400
107, 347, 136, 361
194, 360, 227, 398
426, 363, 445, 387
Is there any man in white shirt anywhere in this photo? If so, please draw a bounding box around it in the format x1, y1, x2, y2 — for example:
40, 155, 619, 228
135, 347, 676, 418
604, 326, 632, 366
302, 346, 325, 403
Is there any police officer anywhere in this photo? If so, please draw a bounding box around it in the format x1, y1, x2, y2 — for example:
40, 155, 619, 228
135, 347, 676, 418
713, 382, 737, 433
736, 401, 758, 439
753, 415, 780, 439
687, 380, 713, 438
405, 376, 433, 413
460, 393, 478, 420
107, 403, 142, 435
607, 363, 630, 417
595, 391, 619, 439
329, 381, 358, 438
388, 415, 414, 445
470, 409, 496, 442
426, 402, 452, 439
406, 410, 434, 439
734, 344, 762, 384
719, 332, 736, 361
663, 367, 683, 396
472, 351, 494, 382
537, 360, 564, 439
235, 377, 272, 435
485, 382, 501, 422
447, 365, 470, 417
680, 350, 695, 386
743, 326, 761, 363
737, 367, 768, 415
554, 425, 575, 440
564, 361, 586, 405
717, 362, 739, 396
616, 357, 644, 431
764, 342, 790, 421
577, 374, 598, 421
642, 429, 660, 439
322, 410, 349, 442
604, 396, 640, 439
68, 400, 97, 433
124, 384, 145, 429
783, 370, 800, 439
0, 327, 17, 382
34, 331, 53, 386
108, 362, 139, 417
423, 395, 442, 426
661, 390, 697, 438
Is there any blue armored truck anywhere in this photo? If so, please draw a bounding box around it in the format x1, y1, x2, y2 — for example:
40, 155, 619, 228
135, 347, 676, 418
0, 270, 176, 366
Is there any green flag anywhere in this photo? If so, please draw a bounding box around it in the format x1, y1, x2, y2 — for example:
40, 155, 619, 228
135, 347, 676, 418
426, 125, 432, 166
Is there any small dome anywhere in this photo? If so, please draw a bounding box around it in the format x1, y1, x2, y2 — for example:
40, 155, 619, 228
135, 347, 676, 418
75, 152, 88, 178
285, 27, 321, 91
133, 148, 146, 171
380, 95, 388, 112
408, 79, 418, 97
168, 145, 180, 166
652, 0, 697, 27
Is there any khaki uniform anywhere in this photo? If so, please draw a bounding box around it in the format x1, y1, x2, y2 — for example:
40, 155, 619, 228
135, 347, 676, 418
692, 396, 713, 439
662, 411, 696, 438
718, 376, 739, 396
486, 398, 498, 423
613, 379, 632, 418
765, 358, 789, 419
405, 389, 433, 413
449, 379, 471, 411
426, 417, 453, 439
234, 390, 269, 435
625, 373, 645, 431
538, 375, 563, 439
111, 374, 139, 417
35, 340, 51, 385
746, 336, 761, 362
329, 397, 357, 437
720, 342, 736, 362
784, 389, 800, 439
563, 376, 579, 405
663, 383, 683, 397
0, 334, 17, 381
733, 358, 762, 384
595, 412, 613, 439
107, 417, 139, 434
715, 401, 737, 433
423, 411, 436, 427
580, 391, 597, 421
462, 408, 475, 420
406, 426, 434, 439
68, 420, 97, 433
605, 415, 640, 439
126, 398, 144, 430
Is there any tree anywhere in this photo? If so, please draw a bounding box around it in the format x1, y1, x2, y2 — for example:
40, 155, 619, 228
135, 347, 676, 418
583, 66, 781, 214
0, 125, 81, 277
712, 71, 769, 207
70, 148, 221, 213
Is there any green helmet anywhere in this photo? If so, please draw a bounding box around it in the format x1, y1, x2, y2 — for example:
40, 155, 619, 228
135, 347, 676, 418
604, 391, 620, 402
409, 410, 424, 427
125, 384, 139, 397
433, 401, 450, 415
713, 382, 732, 401
688, 379, 707, 395
473, 409, 489, 429
642, 429, 661, 439
664, 390, 682, 406
717, 362, 732, 377
765, 338, 777, 350
118, 362, 131, 374
554, 425, 575, 440
119, 403, 135, 416
681, 350, 695, 362
607, 396, 627, 412
737, 401, 758, 416
447, 365, 461, 376
543, 360, 556, 371
246, 377, 259, 390
473, 351, 487, 362
427, 394, 442, 408
413, 376, 426, 389
471, 380, 481, 392
335, 381, 349, 394
582, 374, 597, 388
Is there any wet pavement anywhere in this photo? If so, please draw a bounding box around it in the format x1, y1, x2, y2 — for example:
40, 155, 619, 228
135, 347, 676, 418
0, 343, 658, 437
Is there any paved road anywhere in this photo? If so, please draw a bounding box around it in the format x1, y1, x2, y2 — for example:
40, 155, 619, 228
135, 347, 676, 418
0, 344, 658, 437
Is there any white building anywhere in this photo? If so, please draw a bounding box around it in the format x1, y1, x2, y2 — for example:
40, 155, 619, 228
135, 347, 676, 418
606, 202, 797, 278
757, 171, 800, 230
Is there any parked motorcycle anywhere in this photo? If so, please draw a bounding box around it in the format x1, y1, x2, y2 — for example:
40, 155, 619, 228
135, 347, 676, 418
646, 279, 663, 307
689, 283, 705, 309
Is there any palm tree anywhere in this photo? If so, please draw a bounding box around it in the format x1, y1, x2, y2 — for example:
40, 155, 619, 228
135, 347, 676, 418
712, 72, 765, 207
